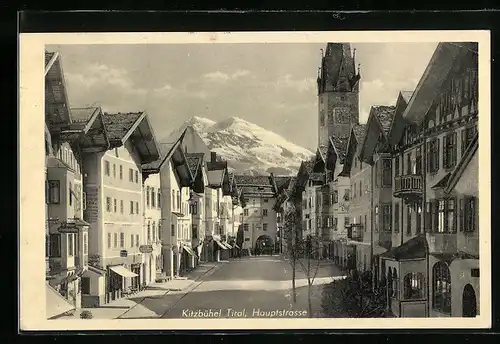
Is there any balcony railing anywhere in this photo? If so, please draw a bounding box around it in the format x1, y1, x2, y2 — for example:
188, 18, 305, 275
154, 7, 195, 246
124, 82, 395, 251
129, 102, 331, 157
426, 232, 457, 254
394, 174, 423, 199
347, 224, 363, 241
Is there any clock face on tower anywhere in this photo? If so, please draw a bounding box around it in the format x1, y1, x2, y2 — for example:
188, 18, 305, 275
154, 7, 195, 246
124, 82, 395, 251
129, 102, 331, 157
334, 107, 350, 123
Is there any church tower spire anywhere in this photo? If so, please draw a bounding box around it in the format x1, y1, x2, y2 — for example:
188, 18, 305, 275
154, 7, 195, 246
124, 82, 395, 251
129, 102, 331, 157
317, 42, 361, 150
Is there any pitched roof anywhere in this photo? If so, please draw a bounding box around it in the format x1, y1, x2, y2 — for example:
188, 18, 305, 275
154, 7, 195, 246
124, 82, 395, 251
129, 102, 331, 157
329, 135, 349, 162
400, 91, 414, 104
141, 142, 178, 171
71, 107, 100, 124
380, 235, 427, 260
318, 145, 328, 161
371, 105, 396, 136
102, 112, 143, 142
234, 175, 273, 186
431, 173, 451, 189
352, 124, 367, 144
274, 176, 293, 191
445, 133, 478, 194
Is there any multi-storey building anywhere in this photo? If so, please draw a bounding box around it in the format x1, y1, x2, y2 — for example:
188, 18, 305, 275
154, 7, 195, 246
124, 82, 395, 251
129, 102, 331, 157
235, 175, 280, 253
185, 152, 206, 261
44, 51, 90, 316
76, 108, 160, 306
143, 171, 163, 283
381, 42, 479, 318
142, 130, 194, 280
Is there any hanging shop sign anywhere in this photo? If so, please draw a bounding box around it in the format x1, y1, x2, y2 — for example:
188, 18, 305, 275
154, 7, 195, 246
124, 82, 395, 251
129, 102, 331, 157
120, 250, 128, 258
139, 245, 153, 254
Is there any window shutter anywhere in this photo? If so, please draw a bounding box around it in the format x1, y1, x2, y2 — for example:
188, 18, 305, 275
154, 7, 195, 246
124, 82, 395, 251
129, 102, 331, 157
442, 136, 448, 168
453, 132, 458, 166
459, 198, 465, 232
426, 142, 431, 173
431, 200, 438, 232
45, 181, 49, 204
436, 138, 440, 171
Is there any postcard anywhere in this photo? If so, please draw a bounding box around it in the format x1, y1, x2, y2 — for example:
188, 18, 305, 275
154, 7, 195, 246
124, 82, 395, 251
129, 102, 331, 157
19, 30, 491, 330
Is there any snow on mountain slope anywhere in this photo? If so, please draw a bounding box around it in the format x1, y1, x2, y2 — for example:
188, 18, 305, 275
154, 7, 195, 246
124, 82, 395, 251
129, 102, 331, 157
165, 116, 314, 176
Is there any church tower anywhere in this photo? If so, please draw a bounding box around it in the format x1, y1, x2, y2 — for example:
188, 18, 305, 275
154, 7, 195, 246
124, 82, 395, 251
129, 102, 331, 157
317, 43, 361, 150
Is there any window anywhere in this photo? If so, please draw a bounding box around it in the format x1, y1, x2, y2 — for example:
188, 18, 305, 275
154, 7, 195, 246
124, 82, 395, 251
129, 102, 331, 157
320, 110, 325, 126
433, 262, 451, 314
107, 233, 111, 249
177, 191, 181, 211
344, 217, 350, 228
407, 205, 412, 234
113, 164, 116, 178
359, 181, 362, 197
333, 217, 338, 231
120, 233, 124, 248
172, 190, 176, 210
146, 187, 150, 207
82, 192, 87, 210
119, 165, 123, 179
171, 224, 175, 236
416, 147, 422, 175
147, 221, 151, 242
263, 209, 268, 217
382, 204, 392, 232
136, 202, 139, 214
343, 189, 350, 201
244, 209, 249, 216
114, 148, 119, 157
245, 238, 250, 242
135, 171, 139, 183
190, 201, 198, 215
433, 198, 456, 233
191, 224, 198, 239
374, 206, 379, 232
243, 224, 249, 231
427, 139, 440, 173
461, 126, 477, 155
158, 192, 161, 208
136, 234, 139, 247
49, 234, 61, 257
113, 199, 117, 213
404, 272, 424, 300
394, 203, 400, 233
461, 197, 477, 232
264, 199, 269, 203
395, 156, 400, 176
83, 233, 87, 255
152, 222, 156, 241
443, 132, 458, 169
130, 234, 134, 248
120, 200, 124, 214
353, 183, 356, 198
416, 204, 422, 233
47, 181, 60, 204
382, 159, 392, 187
105, 161, 110, 176
81, 277, 91, 295
113, 233, 117, 248
129, 201, 134, 214
106, 197, 112, 212
261, 223, 268, 232
68, 182, 73, 206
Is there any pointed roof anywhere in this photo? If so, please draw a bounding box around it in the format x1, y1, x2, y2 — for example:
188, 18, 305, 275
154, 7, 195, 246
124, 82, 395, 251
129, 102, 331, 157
445, 133, 478, 194
387, 91, 414, 146
371, 105, 396, 137
328, 135, 349, 165
403, 42, 475, 124
45, 50, 72, 131
317, 43, 360, 94
400, 91, 414, 104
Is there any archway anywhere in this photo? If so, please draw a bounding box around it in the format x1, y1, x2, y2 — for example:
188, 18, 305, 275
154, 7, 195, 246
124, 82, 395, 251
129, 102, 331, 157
462, 284, 477, 317
255, 235, 274, 256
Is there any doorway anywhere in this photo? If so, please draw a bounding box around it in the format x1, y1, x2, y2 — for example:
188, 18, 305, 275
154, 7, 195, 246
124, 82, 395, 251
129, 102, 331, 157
462, 284, 477, 317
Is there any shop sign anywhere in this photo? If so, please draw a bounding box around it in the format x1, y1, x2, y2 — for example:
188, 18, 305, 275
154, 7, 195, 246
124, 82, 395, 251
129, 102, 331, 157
120, 250, 128, 257
139, 245, 153, 254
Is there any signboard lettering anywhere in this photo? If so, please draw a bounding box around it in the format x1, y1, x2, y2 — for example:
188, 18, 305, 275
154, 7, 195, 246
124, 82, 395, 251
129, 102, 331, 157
139, 245, 153, 254
120, 250, 128, 257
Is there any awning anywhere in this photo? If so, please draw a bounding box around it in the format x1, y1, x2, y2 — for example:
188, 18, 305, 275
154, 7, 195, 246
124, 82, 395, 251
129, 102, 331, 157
46, 283, 75, 319
182, 245, 197, 257
109, 265, 138, 278
214, 239, 227, 249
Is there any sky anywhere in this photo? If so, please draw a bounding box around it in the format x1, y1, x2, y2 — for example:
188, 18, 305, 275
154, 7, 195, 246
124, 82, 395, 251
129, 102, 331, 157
47, 42, 438, 151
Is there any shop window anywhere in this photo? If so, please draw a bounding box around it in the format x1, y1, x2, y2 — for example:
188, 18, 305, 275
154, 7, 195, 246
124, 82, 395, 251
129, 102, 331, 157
433, 262, 452, 314
404, 272, 424, 299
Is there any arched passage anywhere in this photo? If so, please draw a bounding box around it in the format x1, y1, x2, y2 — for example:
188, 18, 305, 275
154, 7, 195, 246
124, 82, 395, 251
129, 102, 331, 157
462, 284, 477, 317
255, 235, 274, 255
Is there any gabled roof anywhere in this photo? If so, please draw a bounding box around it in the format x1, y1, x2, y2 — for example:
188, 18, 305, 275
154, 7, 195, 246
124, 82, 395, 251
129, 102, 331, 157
317, 145, 328, 162
185, 153, 204, 179
380, 235, 427, 261
359, 105, 395, 161
329, 135, 349, 164
400, 91, 414, 104
234, 175, 273, 187
403, 42, 475, 124
142, 128, 187, 172
371, 105, 396, 137
102, 112, 144, 143
431, 173, 451, 190
340, 124, 367, 176
45, 51, 72, 131
445, 133, 479, 194
387, 91, 414, 146
352, 124, 367, 145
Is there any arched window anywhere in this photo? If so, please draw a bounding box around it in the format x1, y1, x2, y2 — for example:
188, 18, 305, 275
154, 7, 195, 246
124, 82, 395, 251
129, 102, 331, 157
433, 262, 451, 314
404, 272, 424, 299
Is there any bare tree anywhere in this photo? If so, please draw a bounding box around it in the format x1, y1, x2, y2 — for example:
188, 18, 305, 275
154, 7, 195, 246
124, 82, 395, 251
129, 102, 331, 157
283, 202, 300, 303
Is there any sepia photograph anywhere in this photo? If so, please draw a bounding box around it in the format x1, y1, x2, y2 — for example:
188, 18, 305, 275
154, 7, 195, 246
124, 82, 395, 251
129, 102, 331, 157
19, 31, 490, 330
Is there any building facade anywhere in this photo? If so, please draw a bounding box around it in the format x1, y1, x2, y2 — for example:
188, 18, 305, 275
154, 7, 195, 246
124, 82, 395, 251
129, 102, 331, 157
143, 173, 163, 283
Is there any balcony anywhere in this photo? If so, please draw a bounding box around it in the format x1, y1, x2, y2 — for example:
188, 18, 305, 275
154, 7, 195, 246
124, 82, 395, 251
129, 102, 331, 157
347, 224, 363, 241
426, 232, 457, 255
378, 230, 392, 250
394, 174, 423, 200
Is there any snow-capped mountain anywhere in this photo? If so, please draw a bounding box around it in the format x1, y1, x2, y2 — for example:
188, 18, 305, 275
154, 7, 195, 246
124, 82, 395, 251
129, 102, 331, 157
164, 116, 315, 176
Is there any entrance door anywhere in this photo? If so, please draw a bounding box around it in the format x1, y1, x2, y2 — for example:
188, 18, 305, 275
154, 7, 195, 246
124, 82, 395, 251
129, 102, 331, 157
462, 284, 477, 317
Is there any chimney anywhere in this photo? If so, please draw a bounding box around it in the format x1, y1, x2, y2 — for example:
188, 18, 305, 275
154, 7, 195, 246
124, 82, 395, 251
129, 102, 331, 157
211, 152, 217, 162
